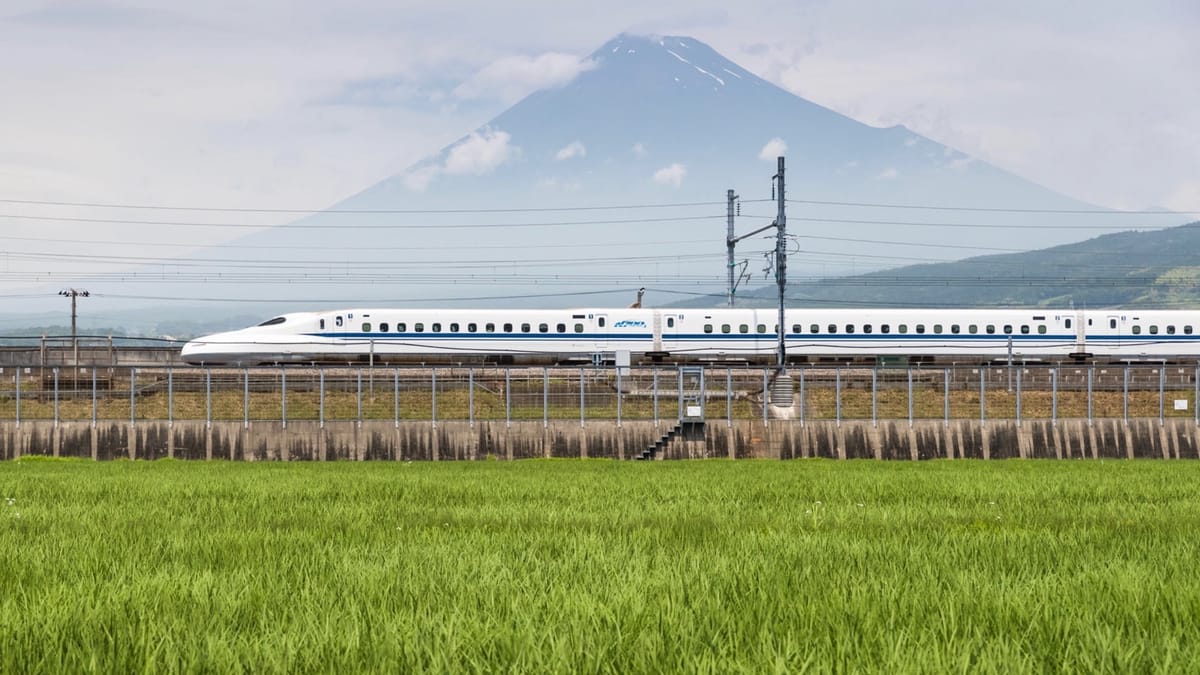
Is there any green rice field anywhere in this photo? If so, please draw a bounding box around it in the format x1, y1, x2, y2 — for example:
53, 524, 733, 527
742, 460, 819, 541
2, 459, 1198, 672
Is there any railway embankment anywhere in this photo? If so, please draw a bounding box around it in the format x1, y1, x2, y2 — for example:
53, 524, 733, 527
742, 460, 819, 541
0, 417, 1194, 460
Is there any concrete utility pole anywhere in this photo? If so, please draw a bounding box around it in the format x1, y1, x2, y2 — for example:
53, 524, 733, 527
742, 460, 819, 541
726, 189, 738, 307
59, 288, 89, 372
773, 156, 787, 373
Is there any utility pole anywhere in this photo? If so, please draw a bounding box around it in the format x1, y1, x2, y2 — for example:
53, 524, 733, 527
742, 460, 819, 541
58, 288, 89, 372
726, 189, 738, 307
773, 156, 787, 373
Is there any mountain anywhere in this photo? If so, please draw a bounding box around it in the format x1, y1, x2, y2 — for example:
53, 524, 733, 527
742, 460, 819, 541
693, 220, 1200, 309
6, 33, 1189, 327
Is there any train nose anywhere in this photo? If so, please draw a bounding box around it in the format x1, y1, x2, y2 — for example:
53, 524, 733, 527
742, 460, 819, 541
180, 339, 208, 365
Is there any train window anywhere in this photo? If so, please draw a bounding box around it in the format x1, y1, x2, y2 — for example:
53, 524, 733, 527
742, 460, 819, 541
863, 324, 872, 334
704, 324, 713, 334
667, 318, 675, 328
881, 325, 890, 334
1132, 325, 1142, 335
258, 316, 287, 327
1020, 325, 1030, 334
968, 325, 977, 334
380, 323, 389, 332
951, 325, 960, 334
432, 323, 442, 332
1003, 325, 1013, 334
449, 323, 459, 333
521, 323, 531, 333
397, 323, 406, 332
1167, 325, 1176, 335
1065, 318, 1072, 329
827, 324, 837, 334
810, 324, 819, 334
1187, 326, 1194, 335
1038, 325, 1047, 334
792, 324, 801, 334
319, 319, 325, 330
556, 323, 566, 333
1149, 325, 1159, 335
335, 316, 343, 327
503, 323, 513, 332
468, 323, 477, 332
933, 324, 943, 334
986, 325, 995, 334
722, 324, 731, 334
756, 324, 766, 334
574, 324, 584, 333
361, 323, 371, 332
415, 323, 424, 333
845, 324, 855, 334
739, 324, 749, 334
598, 318, 606, 327
538, 323, 549, 333
485, 323, 495, 332
915, 324, 925, 334
1109, 319, 1116, 329
898, 325, 907, 334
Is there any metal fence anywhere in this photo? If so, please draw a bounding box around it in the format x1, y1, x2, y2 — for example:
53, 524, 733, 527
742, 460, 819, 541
0, 363, 1197, 425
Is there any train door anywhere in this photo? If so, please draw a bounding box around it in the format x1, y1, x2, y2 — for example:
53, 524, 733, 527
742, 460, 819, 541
593, 313, 608, 349
662, 313, 681, 354
1106, 314, 1122, 348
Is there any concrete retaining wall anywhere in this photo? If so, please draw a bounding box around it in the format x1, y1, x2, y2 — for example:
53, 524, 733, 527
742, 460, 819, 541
1, 418, 1196, 460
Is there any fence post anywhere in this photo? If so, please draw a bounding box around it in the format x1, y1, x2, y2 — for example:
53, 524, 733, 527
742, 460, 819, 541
980, 368, 986, 427
653, 367, 659, 427
393, 368, 399, 428
1016, 367, 1022, 427
762, 368, 768, 424
1123, 365, 1129, 426
944, 367, 950, 426
871, 367, 878, 428
1159, 364, 1165, 427
616, 366, 621, 428
92, 367, 97, 428
431, 368, 437, 428
1087, 365, 1094, 426
1195, 363, 1199, 427
504, 368, 511, 428
54, 368, 60, 427
356, 368, 363, 425
836, 367, 842, 427
799, 368, 805, 425
167, 367, 173, 428
1051, 367, 1058, 427
319, 368, 325, 429
206, 368, 211, 428
906, 367, 913, 427
281, 366, 287, 430
469, 368, 475, 429
542, 368, 548, 429
580, 367, 585, 429
679, 368, 685, 422
15, 369, 20, 426
129, 368, 135, 428
726, 368, 732, 426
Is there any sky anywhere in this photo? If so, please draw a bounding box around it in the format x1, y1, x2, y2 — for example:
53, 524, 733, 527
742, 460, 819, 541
0, 0, 1197, 323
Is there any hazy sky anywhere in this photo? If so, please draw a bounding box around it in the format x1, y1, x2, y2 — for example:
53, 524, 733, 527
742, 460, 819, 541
2, 0, 1196, 224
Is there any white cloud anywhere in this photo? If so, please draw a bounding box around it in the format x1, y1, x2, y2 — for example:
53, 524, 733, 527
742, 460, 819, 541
875, 167, 898, 180
443, 127, 517, 175
759, 137, 787, 160
555, 141, 586, 161
653, 163, 687, 187
453, 52, 596, 103
632, 142, 648, 157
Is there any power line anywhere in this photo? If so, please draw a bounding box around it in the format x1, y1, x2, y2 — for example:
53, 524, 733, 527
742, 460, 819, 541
789, 198, 1200, 215
0, 212, 729, 230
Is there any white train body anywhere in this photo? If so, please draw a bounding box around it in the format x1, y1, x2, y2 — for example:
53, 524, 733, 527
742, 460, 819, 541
180, 307, 1200, 365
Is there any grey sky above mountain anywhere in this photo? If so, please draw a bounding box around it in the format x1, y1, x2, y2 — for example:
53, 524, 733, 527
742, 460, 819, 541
0, 0, 1197, 326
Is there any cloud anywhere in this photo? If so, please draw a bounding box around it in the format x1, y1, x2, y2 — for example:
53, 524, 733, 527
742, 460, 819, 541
443, 127, 517, 175
1166, 179, 1200, 212
875, 167, 898, 180
759, 137, 787, 160
653, 163, 687, 187
554, 141, 586, 161
453, 52, 596, 103
631, 142, 647, 157
403, 127, 517, 190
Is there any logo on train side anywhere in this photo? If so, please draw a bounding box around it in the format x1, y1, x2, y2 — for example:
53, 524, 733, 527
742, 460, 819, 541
613, 320, 647, 328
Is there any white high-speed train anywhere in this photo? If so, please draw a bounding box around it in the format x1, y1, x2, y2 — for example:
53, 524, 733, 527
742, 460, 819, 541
180, 306, 1200, 365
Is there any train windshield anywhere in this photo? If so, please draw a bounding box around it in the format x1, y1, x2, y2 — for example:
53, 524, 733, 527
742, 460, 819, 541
257, 316, 287, 327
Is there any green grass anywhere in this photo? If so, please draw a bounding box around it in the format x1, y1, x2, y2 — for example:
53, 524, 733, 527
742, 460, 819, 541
2, 460, 1199, 672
